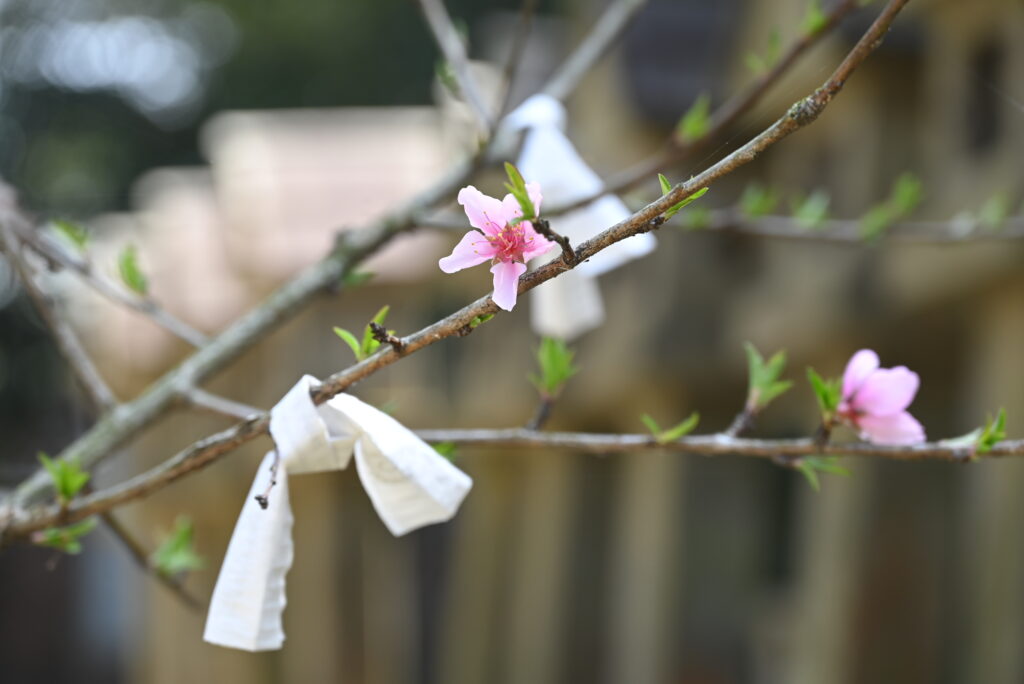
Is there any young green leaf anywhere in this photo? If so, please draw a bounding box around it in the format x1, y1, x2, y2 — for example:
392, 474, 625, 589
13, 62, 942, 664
801, 0, 828, 35
796, 456, 850, 491
860, 172, 923, 240
151, 516, 205, 577
891, 172, 923, 216
978, 193, 1010, 231
745, 51, 769, 76
740, 184, 779, 218
659, 173, 709, 220
52, 219, 89, 251
658, 173, 673, 196
807, 367, 842, 418
744, 342, 793, 411
977, 408, 1007, 454
342, 270, 375, 289
859, 204, 893, 240
433, 441, 458, 461
469, 313, 495, 329
38, 452, 90, 505
33, 518, 97, 554
641, 412, 700, 444
744, 30, 781, 75
640, 413, 662, 437
669, 187, 709, 219
503, 162, 536, 220
676, 93, 711, 143
791, 190, 831, 229
333, 327, 362, 360
359, 305, 390, 359
676, 207, 711, 231
118, 245, 148, 295
529, 337, 579, 398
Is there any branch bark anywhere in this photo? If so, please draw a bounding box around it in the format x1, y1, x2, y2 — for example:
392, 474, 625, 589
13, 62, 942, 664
7, 210, 208, 347
0, 221, 118, 412
419, 0, 493, 135
0, 0, 913, 543
544, 0, 861, 218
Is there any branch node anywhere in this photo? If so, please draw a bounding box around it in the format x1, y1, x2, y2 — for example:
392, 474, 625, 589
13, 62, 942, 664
370, 322, 405, 353
533, 219, 577, 265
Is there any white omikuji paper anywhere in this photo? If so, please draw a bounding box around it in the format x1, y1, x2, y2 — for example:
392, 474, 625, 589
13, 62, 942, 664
501, 94, 656, 341
204, 375, 473, 651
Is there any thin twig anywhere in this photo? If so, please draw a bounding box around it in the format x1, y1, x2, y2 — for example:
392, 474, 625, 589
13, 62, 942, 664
253, 449, 280, 510
183, 387, 262, 421
0, 222, 118, 412
413, 428, 1019, 462
532, 218, 577, 265
419, 0, 492, 136
9, 218, 208, 347
525, 396, 554, 431
0, 0, 914, 543
6, 0, 628, 512
5, 421, 1024, 540
543, 0, 861, 218
424, 206, 1024, 245
495, 0, 539, 122
369, 322, 405, 353
99, 510, 203, 611
541, 0, 650, 102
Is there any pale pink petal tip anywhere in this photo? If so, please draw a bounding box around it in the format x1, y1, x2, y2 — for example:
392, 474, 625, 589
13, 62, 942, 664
842, 349, 880, 398
858, 411, 926, 445
489, 261, 527, 311
853, 366, 920, 416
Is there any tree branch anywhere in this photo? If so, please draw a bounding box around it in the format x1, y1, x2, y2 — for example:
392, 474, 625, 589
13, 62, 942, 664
5, 0, 645, 512
540, 0, 650, 102
419, 0, 493, 135
98, 510, 203, 611
0, 221, 118, 412
6, 211, 208, 348
544, 0, 861, 218
414, 429, 1024, 462
182, 387, 262, 421
494, 0, 539, 122
0, 0, 913, 543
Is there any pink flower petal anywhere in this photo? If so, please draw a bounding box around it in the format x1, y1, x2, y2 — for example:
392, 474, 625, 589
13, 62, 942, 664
842, 349, 879, 399
852, 366, 920, 416
857, 411, 926, 445
489, 261, 527, 311
438, 231, 497, 273
458, 186, 506, 236
521, 225, 557, 261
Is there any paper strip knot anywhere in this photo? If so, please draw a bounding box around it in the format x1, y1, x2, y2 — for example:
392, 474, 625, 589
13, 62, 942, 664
501, 94, 656, 340
204, 376, 473, 651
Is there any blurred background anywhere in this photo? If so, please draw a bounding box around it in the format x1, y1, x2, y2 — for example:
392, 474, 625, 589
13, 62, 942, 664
2, 0, 1024, 682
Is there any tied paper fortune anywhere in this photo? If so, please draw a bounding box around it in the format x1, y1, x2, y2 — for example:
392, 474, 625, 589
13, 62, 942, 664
501, 94, 656, 341
204, 375, 473, 651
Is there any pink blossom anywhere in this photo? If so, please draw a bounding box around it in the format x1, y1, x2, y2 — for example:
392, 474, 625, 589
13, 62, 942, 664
438, 184, 556, 311
838, 349, 925, 445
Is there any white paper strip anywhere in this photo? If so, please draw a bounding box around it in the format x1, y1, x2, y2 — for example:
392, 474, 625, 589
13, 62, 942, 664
501, 94, 656, 340
204, 376, 473, 651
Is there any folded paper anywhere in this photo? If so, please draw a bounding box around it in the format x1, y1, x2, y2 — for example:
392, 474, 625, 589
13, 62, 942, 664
501, 94, 656, 340
204, 376, 473, 651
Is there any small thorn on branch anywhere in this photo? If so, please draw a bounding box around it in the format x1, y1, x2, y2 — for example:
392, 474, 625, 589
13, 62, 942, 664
369, 322, 405, 353
533, 218, 577, 265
